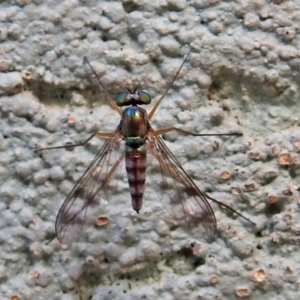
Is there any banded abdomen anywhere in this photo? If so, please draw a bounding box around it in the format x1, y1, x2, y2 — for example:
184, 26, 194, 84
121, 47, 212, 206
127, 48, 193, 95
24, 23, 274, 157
125, 144, 147, 213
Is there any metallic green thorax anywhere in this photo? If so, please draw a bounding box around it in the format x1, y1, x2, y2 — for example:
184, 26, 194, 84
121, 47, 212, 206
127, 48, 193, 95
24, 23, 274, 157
120, 106, 149, 149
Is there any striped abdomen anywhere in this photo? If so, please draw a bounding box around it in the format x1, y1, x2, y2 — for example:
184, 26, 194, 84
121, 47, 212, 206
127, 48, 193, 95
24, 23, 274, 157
125, 145, 147, 213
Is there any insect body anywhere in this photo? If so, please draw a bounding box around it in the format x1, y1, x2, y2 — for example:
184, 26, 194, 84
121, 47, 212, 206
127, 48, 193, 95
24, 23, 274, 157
36, 49, 254, 244
118, 91, 151, 213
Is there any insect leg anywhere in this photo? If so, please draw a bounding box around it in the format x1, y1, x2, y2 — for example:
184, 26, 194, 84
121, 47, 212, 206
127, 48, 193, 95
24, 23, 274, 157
34, 132, 114, 153
83, 57, 122, 115
155, 127, 242, 137
148, 48, 194, 120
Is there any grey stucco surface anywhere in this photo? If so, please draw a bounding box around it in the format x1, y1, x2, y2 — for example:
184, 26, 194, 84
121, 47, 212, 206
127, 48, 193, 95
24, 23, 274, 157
0, 1, 300, 299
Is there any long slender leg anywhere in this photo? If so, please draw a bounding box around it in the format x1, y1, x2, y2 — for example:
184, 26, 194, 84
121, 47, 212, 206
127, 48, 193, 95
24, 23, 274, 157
148, 48, 194, 120
101, 153, 125, 185
34, 132, 114, 153
83, 57, 122, 116
155, 127, 242, 137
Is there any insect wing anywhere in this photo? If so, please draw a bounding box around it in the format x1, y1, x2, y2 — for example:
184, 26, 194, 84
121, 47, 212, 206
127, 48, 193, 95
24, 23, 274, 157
148, 131, 217, 242
55, 131, 123, 244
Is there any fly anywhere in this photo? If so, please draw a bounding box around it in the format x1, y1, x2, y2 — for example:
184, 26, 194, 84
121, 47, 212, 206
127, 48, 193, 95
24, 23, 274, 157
35, 48, 255, 244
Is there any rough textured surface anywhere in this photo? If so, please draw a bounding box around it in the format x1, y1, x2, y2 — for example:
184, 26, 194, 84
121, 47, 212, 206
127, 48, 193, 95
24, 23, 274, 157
0, 1, 300, 299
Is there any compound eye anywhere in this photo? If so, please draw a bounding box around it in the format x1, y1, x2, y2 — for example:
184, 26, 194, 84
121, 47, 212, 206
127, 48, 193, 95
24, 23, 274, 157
138, 90, 151, 105
116, 92, 128, 106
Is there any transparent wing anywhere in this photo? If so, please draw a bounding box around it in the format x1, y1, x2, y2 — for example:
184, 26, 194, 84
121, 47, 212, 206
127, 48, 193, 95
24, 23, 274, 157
147, 130, 217, 242
55, 130, 124, 244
